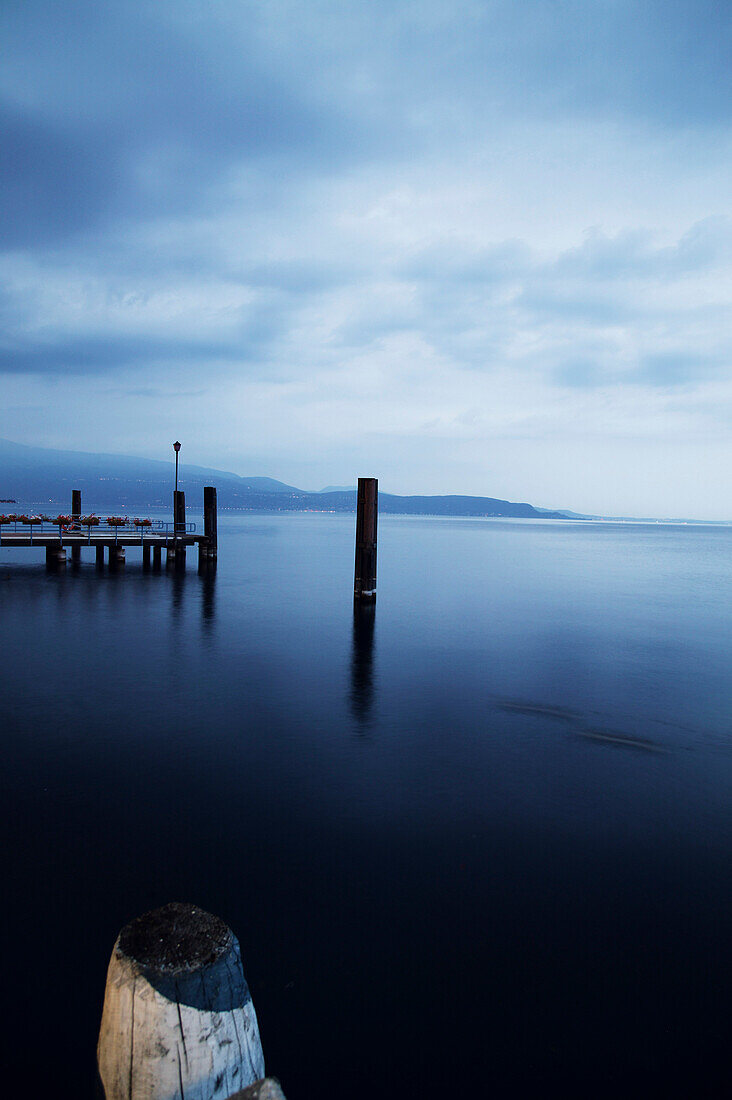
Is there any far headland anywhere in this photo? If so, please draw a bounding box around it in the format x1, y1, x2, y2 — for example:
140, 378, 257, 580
0, 437, 727, 524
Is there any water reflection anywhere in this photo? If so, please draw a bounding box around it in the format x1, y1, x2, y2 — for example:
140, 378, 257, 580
200, 562, 217, 633
350, 603, 376, 728
1, 553, 217, 636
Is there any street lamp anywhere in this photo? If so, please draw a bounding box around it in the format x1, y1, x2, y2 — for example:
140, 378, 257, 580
173, 441, 181, 494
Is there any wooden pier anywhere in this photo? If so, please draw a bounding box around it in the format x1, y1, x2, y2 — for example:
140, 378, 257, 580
0, 486, 218, 570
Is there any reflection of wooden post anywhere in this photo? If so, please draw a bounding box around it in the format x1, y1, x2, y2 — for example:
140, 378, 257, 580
97, 902, 265, 1100
204, 485, 218, 560
354, 477, 377, 602
71, 489, 81, 562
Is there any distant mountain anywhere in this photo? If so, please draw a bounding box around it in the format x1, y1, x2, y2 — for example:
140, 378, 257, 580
318, 484, 356, 493
0, 438, 303, 509
0, 438, 567, 519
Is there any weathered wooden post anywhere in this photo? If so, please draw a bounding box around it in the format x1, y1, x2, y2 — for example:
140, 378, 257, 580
142, 544, 151, 569
109, 546, 125, 570
203, 485, 218, 562
71, 489, 82, 563
354, 477, 377, 602
46, 545, 66, 568
153, 544, 162, 569
96, 544, 105, 568
225, 1082, 286, 1100
97, 902, 265, 1100
173, 489, 187, 569
174, 490, 186, 536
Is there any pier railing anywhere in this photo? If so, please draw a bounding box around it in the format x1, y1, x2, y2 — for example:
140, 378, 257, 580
0, 517, 196, 544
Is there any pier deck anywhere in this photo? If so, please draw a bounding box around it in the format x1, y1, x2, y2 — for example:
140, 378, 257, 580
0, 518, 214, 566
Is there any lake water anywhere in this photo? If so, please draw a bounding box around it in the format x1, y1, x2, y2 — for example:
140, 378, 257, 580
2, 514, 731, 1097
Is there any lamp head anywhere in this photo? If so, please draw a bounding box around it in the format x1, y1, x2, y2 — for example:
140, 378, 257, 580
173, 441, 181, 453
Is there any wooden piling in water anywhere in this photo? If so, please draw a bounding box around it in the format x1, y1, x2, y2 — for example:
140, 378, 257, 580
174, 489, 186, 536
204, 485, 218, 561
46, 545, 64, 568
96, 544, 105, 567
109, 546, 125, 570
354, 477, 377, 602
71, 489, 82, 562
225, 1081, 287, 1100
97, 902, 265, 1100
142, 543, 151, 569
153, 544, 162, 569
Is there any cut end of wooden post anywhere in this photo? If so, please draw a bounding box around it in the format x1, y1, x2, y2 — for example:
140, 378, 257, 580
119, 902, 232, 974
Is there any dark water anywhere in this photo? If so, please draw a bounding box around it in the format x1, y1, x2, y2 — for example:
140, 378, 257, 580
3, 515, 731, 1097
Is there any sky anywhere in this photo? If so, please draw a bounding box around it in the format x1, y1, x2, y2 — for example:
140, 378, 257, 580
2, 0, 731, 517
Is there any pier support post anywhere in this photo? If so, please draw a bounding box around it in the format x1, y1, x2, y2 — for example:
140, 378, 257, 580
96, 544, 105, 568
71, 489, 81, 563
109, 546, 125, 570
204, 485, 218, 562
153, 544, 162, 570
173, 490, 187, 569
46, 545, 66, 568
174, 490, 186, 536
97, 902, 265, 1100
142, 544, 151, 569
354, 477, 377, 603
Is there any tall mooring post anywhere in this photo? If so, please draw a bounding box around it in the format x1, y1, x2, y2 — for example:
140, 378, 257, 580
354, 477, 377, 603
203, 485, 218, 562
71, 489, 81, 563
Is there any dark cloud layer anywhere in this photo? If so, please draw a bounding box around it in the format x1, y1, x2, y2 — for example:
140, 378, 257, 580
1, 0, 372, 246
3, 1, 731, 246
0, 334, 243, 375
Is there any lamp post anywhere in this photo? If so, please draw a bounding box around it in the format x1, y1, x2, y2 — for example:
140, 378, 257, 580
173, 441, 182, 539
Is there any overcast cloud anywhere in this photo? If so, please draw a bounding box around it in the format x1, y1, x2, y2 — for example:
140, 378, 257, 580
2, 0, 731, 516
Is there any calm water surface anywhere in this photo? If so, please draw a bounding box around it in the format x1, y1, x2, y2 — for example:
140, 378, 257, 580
3, 515, 731, 1097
